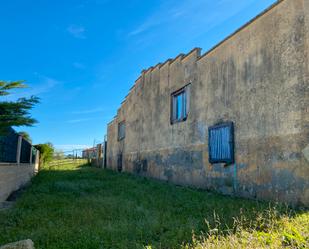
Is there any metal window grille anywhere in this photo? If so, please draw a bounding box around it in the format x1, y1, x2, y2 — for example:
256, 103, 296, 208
0, 127, 35, 164
208, 122, 234, 165
0, 127, 19, 163
20, 138, 32, 163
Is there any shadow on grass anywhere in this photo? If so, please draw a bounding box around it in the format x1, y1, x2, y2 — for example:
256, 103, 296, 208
0, 164, 307, 248
76, 163, 92, 169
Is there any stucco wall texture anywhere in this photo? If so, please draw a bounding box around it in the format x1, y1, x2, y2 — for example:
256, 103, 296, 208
106, 0, 309, 206
0, 163, 37, 202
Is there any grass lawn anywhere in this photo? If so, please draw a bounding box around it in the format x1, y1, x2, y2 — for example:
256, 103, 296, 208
0, 162, 308, 249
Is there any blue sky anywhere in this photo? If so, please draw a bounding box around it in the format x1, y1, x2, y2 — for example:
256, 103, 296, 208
0, 0, 276, 151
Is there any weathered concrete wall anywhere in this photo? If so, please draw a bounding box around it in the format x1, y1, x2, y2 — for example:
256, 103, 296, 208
106, 0, 309, 206
0, 163, 36, 202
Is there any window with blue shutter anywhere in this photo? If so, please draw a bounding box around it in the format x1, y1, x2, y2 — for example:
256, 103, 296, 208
208, 122, 234, 165
170, 84, 190, 124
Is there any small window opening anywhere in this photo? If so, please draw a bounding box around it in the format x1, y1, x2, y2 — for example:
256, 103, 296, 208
118, 121, 125, 141
171, 85, 190, 124
208, 122, 235, 165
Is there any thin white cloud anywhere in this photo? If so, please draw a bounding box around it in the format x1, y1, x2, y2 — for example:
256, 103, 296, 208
67, 25, 86, 39
31, 76, 60, 95
76, 0, 111, 8
72, 107, 105, 115
127, 1, 184, 37
127, 0, 191, 37
95, 0, 111, 5
66, 115, 114, 124
4, 75, 60, 100
128, 5, 174, 36
54, 144, 91, 151
73, 62, 86, 69
66, 118, 95, 124
128, 0, 256, 40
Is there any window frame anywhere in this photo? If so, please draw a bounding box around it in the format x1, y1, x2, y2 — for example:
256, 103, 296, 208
117, 121, 126, 141
170, 84, 190, 124
208, 122, 235, 165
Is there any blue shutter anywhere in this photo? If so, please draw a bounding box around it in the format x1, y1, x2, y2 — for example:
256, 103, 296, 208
176, 94, 182, 120
208, 122, 234, 164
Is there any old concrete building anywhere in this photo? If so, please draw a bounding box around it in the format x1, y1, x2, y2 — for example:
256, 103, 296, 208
106, 0, 309, 206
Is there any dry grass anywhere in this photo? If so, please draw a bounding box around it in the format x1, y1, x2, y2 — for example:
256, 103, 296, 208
184, 207, 309, 249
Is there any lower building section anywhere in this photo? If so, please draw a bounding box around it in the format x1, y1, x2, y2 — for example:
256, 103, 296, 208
107, 132, 309, 207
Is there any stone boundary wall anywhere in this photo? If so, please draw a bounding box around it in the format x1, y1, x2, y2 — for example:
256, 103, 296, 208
0, 163, 38, 202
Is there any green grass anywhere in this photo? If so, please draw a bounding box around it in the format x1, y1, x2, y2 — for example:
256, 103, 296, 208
0, 162, 308, 249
